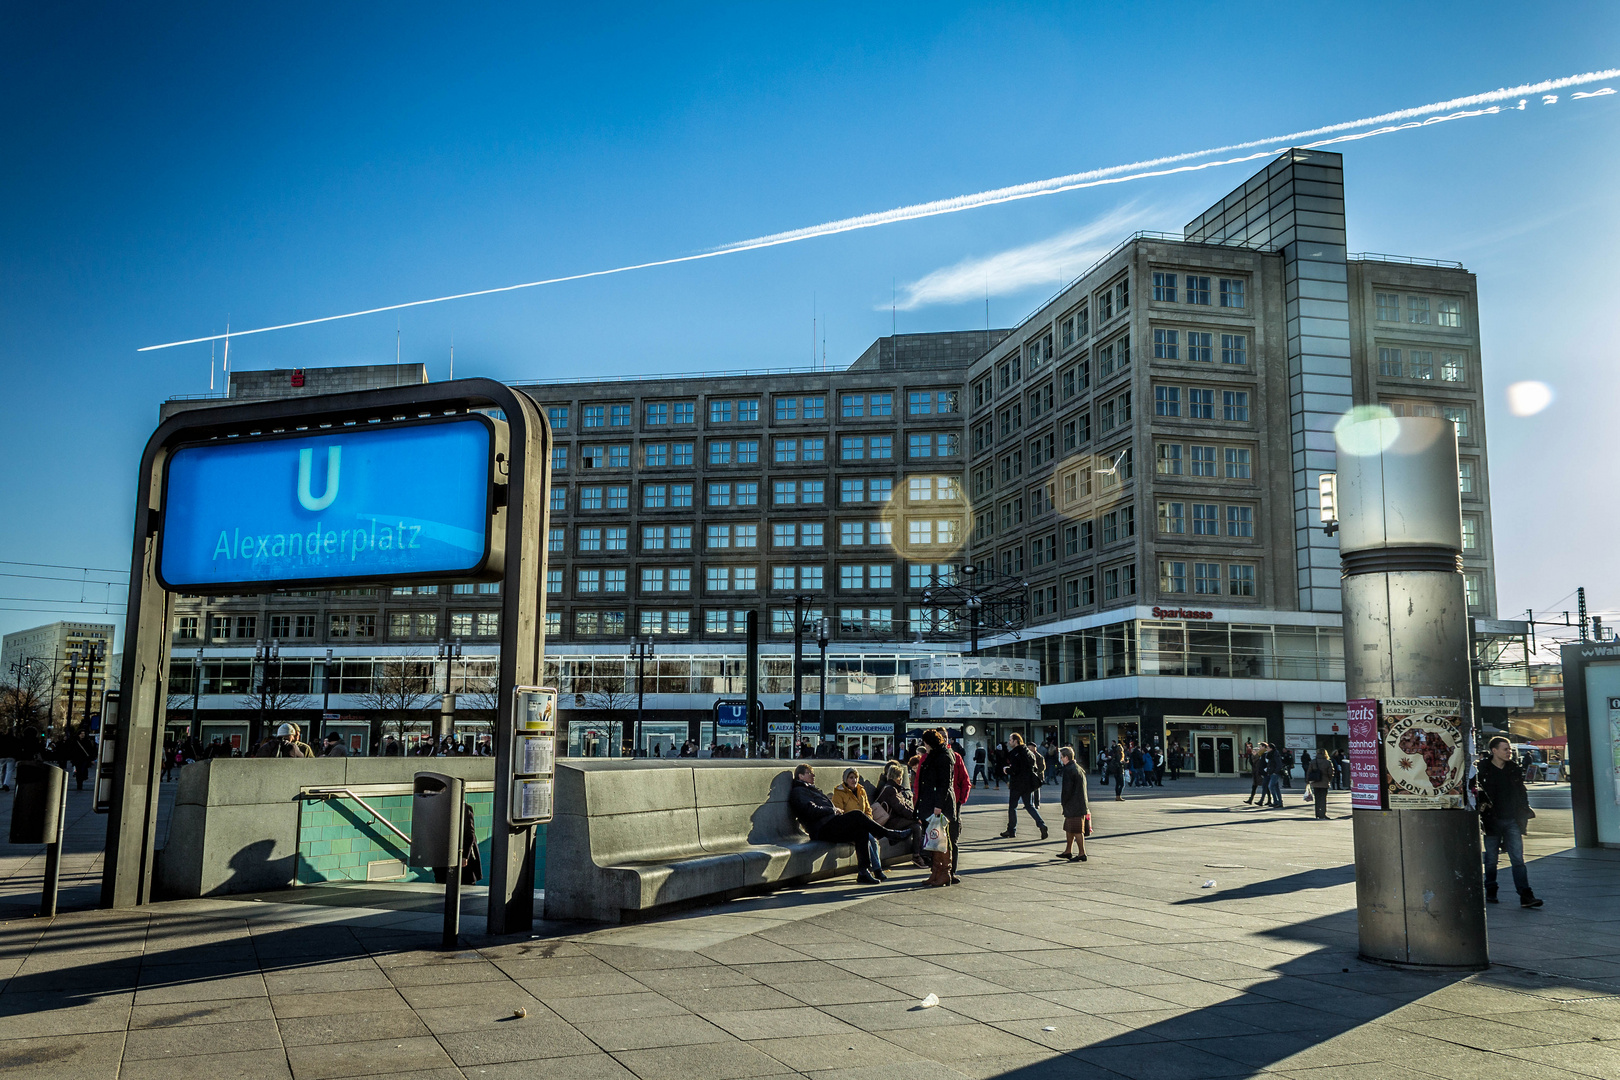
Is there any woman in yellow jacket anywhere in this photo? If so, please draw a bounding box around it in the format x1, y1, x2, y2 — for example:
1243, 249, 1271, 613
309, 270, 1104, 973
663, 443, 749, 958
831, 768, 884, 881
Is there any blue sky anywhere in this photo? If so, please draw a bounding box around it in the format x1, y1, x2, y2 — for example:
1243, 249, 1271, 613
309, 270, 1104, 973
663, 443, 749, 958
2, 2, 1616, 649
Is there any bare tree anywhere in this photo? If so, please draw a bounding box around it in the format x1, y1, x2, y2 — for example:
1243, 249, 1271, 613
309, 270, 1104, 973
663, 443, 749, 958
0, 657, 54, 736
358, 655, 437, 744
583, 685, 636, 713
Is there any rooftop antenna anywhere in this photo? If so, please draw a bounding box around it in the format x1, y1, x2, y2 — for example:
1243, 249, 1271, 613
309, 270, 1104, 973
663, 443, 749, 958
209, 339, 216, 391
222, 316, 230, 380
449, 331, 455, 381
395, 317, 402, 385
812, 292, 816, 367
822, 316, 827, 371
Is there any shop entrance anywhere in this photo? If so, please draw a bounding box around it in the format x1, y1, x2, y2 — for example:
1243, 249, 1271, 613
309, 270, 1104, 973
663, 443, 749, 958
1063, 721, 1098, 769
699, 721, 748, 755
1193, 733, 1237, 776
567, 721, 623, 758
837, 723, 895, 762
637, 721, 688, 758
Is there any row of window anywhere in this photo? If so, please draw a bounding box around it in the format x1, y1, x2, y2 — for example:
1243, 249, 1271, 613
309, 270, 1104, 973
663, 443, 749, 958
1157, 560, 1259, 596
1153, 386, 1253, 422
1376, 347, 1466, 383
1156, 501, 1256, 538
979, 497, 1137, 548
1374, 292, 1463, 328
1155, 444, 1254, 479
557, 518, 964, 554
1150, 272, 1248, 309
984, 278, 1130, 399
558, 562, 966, 597
175, 611, 502, 643
551, 475, 958, 516
1382, 400, 1473, 439
543, 391, 961, 432
1151, 329, 1248, 365
566, 607, 961, 638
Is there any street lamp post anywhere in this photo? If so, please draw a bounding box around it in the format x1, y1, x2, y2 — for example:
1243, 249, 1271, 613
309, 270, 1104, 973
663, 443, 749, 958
631, 636, 653, 757
253, 639, 280, 748
322, 647, 334, 740
816, 617, 829, 748
191, 646, 204, 742
436, 638, 463, 754
790, 594, 815, 753
64, 649, 81, 737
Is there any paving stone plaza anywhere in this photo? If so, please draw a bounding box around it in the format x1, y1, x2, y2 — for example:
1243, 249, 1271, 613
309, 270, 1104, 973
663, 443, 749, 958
3, 778, 1617, 1080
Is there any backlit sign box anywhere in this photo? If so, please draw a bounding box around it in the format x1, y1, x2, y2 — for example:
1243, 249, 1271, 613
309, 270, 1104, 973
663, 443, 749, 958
158, 415, 503, 592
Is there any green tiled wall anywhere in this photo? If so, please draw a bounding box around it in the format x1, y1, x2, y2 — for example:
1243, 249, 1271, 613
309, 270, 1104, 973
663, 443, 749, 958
297, 792, 546, 887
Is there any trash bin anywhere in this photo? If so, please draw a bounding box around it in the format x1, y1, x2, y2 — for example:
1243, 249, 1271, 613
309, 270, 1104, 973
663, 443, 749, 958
10, 762, 66, 845
410, 771, 463, 868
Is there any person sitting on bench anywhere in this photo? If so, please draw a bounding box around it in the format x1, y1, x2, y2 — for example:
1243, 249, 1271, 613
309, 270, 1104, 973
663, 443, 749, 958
788, 763, 909, 885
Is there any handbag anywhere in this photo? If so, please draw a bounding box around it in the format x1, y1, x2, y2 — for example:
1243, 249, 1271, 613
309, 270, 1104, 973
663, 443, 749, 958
871, 801, 891, 827
1083, 812, 1092, 837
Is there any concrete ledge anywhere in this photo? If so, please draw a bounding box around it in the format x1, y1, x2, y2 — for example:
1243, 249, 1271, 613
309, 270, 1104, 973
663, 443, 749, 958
155, 756, 495, 898
543, 760, 902, 923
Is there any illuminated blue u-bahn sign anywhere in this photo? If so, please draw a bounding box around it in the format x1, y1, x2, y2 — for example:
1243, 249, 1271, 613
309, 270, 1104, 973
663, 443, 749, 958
158, 415, 503, 591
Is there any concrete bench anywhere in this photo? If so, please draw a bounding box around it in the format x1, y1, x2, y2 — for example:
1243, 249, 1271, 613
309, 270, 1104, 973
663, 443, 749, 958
543, 760, 907, 923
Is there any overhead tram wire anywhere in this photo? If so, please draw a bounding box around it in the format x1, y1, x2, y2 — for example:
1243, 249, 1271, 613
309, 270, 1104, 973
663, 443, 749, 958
0, 560, 128, 576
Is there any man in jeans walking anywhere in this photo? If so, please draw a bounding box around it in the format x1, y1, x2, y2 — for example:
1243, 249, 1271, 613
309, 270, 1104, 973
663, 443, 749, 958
1476, 737, 1543, 908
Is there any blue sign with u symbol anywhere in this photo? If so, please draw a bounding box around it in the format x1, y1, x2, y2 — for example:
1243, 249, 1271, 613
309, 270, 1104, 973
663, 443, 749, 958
158, 416, 498, 590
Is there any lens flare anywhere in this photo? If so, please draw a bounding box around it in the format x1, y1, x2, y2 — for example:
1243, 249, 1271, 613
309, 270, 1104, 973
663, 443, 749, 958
1505, 381, 1554, 417
1333, 405, 1398, 456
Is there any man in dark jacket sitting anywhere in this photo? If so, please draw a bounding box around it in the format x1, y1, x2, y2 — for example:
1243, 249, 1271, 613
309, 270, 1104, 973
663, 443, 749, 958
788, 764, 906, 885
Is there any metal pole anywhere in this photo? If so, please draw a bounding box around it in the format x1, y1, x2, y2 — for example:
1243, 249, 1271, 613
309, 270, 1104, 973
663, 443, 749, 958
817, 619, 828, 746
442, 776, 465, 949
744, 610, 759, 756
792, 596, 805, 752
41, 767, 68, 917
255, 640, 267, 748
323, 648, 333, 727
192, 646, 202, 743
634, 637, 647, 757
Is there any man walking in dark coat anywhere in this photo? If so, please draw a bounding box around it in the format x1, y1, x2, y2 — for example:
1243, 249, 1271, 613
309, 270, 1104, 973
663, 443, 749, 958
998, 732, 1048, 840
1476, 737, 1543, 908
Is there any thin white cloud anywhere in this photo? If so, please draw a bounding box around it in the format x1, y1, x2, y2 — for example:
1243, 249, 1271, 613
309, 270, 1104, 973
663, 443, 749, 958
892, 206, 1153, 311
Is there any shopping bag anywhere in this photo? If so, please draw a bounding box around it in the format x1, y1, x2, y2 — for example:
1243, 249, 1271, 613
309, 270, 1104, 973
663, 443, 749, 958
922, 811, 950, 853
1082, 812, 1092, 837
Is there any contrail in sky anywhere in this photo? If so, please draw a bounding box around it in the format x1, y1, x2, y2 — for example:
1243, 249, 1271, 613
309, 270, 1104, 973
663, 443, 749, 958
139, 67, 1619, 353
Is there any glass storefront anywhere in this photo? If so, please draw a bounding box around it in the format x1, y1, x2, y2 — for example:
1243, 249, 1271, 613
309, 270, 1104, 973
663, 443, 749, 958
986, 620, 1345, 686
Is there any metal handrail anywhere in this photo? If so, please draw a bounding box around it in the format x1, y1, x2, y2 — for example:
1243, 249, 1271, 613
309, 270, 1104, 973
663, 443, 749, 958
300, 787, 410, 845
1348, 251, 1467, 270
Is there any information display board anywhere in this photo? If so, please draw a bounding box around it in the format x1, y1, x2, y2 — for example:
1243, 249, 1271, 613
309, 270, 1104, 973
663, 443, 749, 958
158, 415, 500, 591
1346, 698, 1382, 810
1380, 698, 1469, 810
509, 686, 557, 825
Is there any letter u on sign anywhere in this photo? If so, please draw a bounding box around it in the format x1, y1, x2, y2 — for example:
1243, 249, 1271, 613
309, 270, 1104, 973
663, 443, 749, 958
298, 446, 341, 511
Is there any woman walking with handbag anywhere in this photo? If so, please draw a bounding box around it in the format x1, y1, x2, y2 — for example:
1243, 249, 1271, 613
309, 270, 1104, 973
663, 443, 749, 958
1056, 746, 1090, 862
915, 729, 960, 886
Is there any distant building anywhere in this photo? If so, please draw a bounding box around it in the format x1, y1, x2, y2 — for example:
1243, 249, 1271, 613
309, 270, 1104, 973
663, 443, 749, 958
0, 620, 117, 730
158, 148, 1499, 770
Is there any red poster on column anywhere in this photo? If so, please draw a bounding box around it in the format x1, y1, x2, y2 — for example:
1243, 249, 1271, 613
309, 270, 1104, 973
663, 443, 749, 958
1346, 698, 1382, 809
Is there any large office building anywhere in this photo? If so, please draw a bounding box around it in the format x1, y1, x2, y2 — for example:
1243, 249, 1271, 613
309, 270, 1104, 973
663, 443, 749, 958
159, 149, 1501, 768
0, 620, 118, 730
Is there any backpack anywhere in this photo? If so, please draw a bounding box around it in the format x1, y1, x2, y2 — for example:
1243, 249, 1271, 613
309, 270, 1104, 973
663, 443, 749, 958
1029, 746, 1046, 783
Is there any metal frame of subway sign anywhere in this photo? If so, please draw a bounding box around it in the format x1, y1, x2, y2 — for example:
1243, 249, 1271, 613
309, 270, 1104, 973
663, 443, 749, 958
102, 378, 551, 936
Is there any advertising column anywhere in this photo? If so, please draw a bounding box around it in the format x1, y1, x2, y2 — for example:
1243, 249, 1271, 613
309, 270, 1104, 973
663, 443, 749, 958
1335, 414, 1487, 969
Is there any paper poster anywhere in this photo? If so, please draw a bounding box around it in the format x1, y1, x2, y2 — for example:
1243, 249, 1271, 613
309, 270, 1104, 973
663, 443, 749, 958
512, 777, 553, 823
1380, 698, 1467, 809
1346, 698, 1382, 810
516, 734, 555, 776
